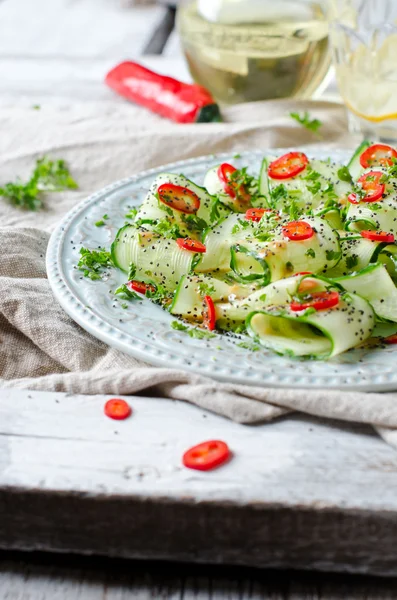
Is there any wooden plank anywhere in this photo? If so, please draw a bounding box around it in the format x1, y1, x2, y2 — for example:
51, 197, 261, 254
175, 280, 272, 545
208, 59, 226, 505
1, 389, 397, 575
1, 550, 397, 599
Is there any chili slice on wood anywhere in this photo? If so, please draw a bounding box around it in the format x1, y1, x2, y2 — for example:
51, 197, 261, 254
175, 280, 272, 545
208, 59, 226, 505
268, 152, 309, 180
282, 221, 314, 241
158, 183, 200, 214
182, 440, 231, 471
360, 144, 397, 168
104, 398, 132, 420
360, 230, 395, 243
290, 291, 340, 312
202, 295, 216, 331
127, 280, 156, 295
176, 238, 206, 253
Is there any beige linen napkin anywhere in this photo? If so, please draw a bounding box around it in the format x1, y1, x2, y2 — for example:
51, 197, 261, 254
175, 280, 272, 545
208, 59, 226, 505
1, 99, 396, 446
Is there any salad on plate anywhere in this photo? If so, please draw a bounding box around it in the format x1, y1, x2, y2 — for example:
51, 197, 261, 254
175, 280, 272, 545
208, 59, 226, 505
102, 142, 397, 360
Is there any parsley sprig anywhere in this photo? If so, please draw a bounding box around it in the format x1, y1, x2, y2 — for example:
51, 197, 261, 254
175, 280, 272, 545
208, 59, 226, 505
0, 156, 78, 211
171, 320, 216, 339
290, 111, 322, 135
77, 248, 113, 280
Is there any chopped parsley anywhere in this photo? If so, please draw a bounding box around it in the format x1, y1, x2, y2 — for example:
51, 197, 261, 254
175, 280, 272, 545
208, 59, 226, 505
77, 247, 113, 280
150, 218, 181, 239
289, 111, 322, 135
125, 207, 138, 220
198, 282, 216, 297
237, 341, 260, 351
337, 166, 353, 184
128, 262, 137, 280
325, 249, 341, 261
271, 184, 288, 203
145, 284, 168, 304
231, 218, 251, 235
0, 156, 78, 211
171, 320, 216, 339
181, 213, 208, 233
114, 284, 139, 300
346, 255, 359, 269
305, 248, 316, 258
95, 214, 109, 227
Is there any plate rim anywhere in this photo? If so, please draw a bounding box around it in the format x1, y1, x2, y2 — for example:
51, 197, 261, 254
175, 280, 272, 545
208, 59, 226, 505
46, 148, 397, 392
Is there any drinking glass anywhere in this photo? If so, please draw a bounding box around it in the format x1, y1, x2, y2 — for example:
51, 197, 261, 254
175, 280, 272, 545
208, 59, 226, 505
328, 0, 397, 142
177, 0, 331, 104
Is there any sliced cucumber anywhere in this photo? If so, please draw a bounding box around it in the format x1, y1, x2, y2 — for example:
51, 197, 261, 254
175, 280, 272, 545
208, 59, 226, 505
247, 292, 375, 359
111, 225, 193, 292
203, 165, 250, 213
170, 274, 254, 319
253, 216, 341, 281
334, 263, 397, 322
195, 214, 256, 273
258, 157, 271, 202
135, 173, 223, 233
266, 156, 353, 216
215, 273, 311, 328
347, 140, 371, 180
325, 236, 386, 277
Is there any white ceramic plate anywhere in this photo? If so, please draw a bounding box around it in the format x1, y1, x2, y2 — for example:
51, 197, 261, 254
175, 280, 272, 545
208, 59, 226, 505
47, 149, 397, 391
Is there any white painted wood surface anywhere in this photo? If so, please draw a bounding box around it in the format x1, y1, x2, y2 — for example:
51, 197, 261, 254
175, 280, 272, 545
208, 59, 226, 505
1, 389, 397, 511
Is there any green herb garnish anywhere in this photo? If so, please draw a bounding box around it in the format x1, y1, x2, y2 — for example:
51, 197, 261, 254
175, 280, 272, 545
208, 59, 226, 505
77, 247, 113, 280
0, 156, 78, 211
325, 249, 341, 261
305, 248, 316, 258
198, 282, 216, 297
337, 166, 353, 184
114, 284, 139, 300
237, 341, 260, 351
290, 111, 322, 134
346, 255, 359, 269
171, 320, 216, 339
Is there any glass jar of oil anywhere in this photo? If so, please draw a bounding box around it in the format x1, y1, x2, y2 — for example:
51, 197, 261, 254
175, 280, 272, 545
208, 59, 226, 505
177, 0, 330, 104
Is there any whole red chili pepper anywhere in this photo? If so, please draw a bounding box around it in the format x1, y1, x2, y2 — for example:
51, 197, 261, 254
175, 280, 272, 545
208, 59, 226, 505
105, 61, 222, 124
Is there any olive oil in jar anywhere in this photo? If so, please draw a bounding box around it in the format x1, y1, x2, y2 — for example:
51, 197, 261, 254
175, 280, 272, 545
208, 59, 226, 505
177, 0, 330, 104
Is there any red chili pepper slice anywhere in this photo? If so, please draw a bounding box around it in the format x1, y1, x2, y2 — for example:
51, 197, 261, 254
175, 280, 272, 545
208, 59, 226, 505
268, 152, 309, 180
384, 334, 397, 344
127, 280, 156, 295
176, 238, 206, 253
348, 193, 360, 204
282, 221, 314, 241
104, 398, 132, 420
182, 440, 230, 471
105, 61, 221, 124
294, 271, 313, 276
290, 291, 340, 312
217, 163, 251, 206
245, 208, 274, 222
158, 183, 200, 214
360, 144, 397, 169
348, 171, 385, 204
360, 230, 395, 243
202, 295, 216, 331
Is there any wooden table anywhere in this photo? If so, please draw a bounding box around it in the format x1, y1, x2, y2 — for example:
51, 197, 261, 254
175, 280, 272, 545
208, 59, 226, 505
2, 0, 397, 597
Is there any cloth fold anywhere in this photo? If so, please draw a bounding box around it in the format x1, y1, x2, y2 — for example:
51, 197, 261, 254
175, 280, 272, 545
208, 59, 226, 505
1, 98, 396, 448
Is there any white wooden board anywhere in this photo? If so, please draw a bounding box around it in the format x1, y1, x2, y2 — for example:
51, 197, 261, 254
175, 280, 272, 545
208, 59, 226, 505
1, 389, 397, 575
